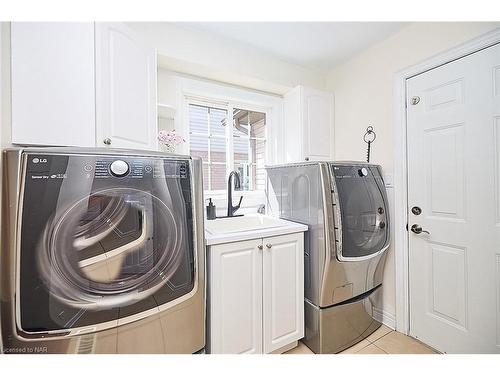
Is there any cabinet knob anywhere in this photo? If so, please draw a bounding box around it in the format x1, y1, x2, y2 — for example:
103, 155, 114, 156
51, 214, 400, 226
257, 244, 263, 250
266, 244, 272, 249
103, 138, 112, 145
305, 157, 309, 161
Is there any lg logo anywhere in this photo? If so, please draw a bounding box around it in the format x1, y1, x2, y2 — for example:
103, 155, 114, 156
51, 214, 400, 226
32, 158, 48, 164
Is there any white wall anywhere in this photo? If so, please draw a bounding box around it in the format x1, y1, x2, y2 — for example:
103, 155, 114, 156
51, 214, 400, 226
1, 23, 11, 148
326, 22, 500, 323
127, 22, 326, 95
0, 25, 9, 352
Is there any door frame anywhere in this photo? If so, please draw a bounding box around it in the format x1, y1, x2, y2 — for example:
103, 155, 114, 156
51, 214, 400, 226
393, 27, 500, 335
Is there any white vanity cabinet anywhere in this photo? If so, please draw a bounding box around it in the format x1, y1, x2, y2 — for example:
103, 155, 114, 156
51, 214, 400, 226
207, 232, 304, 354
283, 85, 334, 162
10, 22, 157, 150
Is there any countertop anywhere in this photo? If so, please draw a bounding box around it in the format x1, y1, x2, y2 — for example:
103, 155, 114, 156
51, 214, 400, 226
204, 216, 308, 246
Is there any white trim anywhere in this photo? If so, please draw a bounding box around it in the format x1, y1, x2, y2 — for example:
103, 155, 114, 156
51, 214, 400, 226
373, 307, 396, 330
393, 27, 500, 335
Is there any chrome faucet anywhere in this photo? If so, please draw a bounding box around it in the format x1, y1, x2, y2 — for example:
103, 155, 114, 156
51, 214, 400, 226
227, 171, 243, 217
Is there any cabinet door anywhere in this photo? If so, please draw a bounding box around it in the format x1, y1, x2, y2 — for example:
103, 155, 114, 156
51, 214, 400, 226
11, 22, 95, 147
283, 86, 304, 162
209, 239, 263, 354
302, 87, 334, 161
263, 232, 304, 353
95, 22, 157, 150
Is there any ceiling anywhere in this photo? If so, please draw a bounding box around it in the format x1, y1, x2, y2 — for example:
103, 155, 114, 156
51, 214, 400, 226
178, 22, 408, 72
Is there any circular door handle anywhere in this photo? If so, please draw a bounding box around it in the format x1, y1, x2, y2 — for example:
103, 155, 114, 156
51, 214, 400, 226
103, 138, 112, 145
411, 206, 422, 215
266, 244, 272, 249
411, 224, 430, 235
257, 245, 263, 250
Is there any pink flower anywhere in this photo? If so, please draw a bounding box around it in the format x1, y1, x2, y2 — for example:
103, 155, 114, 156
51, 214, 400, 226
158, 130, 185, 147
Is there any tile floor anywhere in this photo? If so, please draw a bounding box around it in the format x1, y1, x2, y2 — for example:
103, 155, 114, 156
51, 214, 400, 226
284, 325, 439, 354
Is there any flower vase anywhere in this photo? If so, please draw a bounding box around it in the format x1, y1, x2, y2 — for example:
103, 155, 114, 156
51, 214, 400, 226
160, 144, 176, 153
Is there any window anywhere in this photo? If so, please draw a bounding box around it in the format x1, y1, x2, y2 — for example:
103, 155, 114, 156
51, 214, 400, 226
232, 108, 266, 191
188, 103, 266, 191
189, 105, 227, 191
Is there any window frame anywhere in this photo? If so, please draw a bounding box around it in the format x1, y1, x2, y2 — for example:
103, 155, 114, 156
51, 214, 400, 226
185, 96, 270, 195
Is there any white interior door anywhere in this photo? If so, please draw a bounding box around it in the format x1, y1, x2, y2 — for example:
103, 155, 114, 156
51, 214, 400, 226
407, 42, 500, 353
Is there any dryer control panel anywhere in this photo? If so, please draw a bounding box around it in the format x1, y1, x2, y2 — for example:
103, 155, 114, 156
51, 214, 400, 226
26, 154, 189, 182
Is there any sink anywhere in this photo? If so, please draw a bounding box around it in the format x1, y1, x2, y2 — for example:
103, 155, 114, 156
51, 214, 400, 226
204, 213, 308, 246
205, 214, 287, 235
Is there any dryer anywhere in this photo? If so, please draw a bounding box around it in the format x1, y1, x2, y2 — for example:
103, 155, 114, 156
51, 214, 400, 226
1, 148, 205, 354
266, 161, 390, 353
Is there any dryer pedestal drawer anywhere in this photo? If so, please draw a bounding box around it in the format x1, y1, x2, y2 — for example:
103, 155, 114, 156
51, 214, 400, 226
303, 286, 382, 354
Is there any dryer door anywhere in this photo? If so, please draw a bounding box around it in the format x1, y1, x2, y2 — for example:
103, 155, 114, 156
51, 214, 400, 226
17, 153, 196, 337
332, 165, 390, 261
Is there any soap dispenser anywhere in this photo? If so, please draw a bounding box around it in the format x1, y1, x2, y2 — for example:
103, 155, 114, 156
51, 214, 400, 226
206, 198, 216, 220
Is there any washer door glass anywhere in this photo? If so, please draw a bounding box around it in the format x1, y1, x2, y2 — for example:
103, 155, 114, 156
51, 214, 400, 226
333, 165, 389, 259
19, 155, 195, 334
38, 188, 184, 310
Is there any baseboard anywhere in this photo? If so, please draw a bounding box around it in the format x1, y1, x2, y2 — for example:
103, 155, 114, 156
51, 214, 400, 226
373, 307, 396, 330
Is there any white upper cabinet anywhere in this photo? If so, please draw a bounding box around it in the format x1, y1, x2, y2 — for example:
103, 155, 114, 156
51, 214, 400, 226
10, 22, 157, 150
283, 85, 334, 162
95, 23, 157, 150
11, 23, 96, 147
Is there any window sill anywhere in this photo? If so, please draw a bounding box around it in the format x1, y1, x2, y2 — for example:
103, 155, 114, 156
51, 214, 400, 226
204, 190, 265, 199
203, 190, 266, 215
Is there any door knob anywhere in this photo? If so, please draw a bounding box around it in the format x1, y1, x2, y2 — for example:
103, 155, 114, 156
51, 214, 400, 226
103, 138, 112, 145
410, 224, 430, 235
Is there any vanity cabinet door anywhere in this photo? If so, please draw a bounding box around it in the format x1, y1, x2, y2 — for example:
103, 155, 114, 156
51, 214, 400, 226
262, 232, 304, 353
209, 238, 263, 354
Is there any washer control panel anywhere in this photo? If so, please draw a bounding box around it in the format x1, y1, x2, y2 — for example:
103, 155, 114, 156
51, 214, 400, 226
109, 160, 130, 177
93, 158, 188, 179
26, 154, 189, 181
